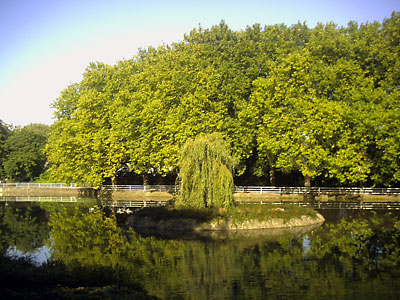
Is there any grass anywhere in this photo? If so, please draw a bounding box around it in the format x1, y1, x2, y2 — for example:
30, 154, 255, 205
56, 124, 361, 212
133, 203, 319, 226
220, 203, 318, 223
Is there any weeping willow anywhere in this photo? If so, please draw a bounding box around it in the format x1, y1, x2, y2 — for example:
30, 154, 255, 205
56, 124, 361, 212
177, 133, 236, 208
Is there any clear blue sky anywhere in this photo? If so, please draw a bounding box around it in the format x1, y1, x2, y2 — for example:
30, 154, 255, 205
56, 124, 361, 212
1, 0, 399, 126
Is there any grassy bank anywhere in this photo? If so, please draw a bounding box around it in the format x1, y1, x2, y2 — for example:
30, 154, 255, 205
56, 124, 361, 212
134, 203, 317, 222
129, 203, 323, 231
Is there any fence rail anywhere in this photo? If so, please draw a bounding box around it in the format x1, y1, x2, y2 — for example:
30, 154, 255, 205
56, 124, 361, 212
103, 185, 400, 195
293, 201, 400, 210
101, 200, 168, 208
234, 186, 400, 195
0, 196, 78, 202
0, 183, 77, 188
2, 183, 400, 195
102, 185, 178, 192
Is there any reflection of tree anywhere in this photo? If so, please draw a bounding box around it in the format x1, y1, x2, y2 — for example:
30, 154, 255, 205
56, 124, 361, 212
48, 206, 400, 299
0, 205, 49, 254
48, 206, 141, 287
311, 213, 400, 277
134, 214, 400, 299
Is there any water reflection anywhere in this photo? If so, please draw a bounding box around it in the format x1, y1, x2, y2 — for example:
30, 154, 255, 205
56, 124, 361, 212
7, 245, 50, 265
0, 204, 49, 257
1, 202, 400, 299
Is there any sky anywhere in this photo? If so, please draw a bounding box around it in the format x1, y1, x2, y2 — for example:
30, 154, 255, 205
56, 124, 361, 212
1, 0, 399, 127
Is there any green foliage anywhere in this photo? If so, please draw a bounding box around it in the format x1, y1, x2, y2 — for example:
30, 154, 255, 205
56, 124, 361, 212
46, 13, 400, 187
0, 120, 11, 179
2, 124, 49, 182
177, 133, 235, 208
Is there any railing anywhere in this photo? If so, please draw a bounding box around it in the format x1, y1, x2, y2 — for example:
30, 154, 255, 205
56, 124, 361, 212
2, 183, 400, 195
101, 199, 169, 208
0, 196, 78, 202
0, 183, 77, 188
102, 185, 178, 193
103, 185, 400, 195
292, 201, 400, 210
234, 186, 400, 195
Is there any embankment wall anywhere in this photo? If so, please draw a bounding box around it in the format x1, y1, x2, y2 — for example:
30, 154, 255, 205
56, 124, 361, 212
1, 187, 94, 197
2, 186, 400, 203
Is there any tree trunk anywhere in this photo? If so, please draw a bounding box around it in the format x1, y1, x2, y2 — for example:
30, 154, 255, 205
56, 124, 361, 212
142, 173, 149, 187
269, 167, 276, 186
304, 175, 311, 188
111, 177, 117, 186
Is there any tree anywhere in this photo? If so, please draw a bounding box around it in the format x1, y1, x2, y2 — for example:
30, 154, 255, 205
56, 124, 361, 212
0, 120, 11, 180
45, 15, 400, 187
177, 133, 235, 208
3, 124, 49, 182
46, 63, 127, 185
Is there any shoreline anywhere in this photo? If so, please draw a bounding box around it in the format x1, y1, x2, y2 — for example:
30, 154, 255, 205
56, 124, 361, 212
127, 212, 325, 232
3, 187, 400, 203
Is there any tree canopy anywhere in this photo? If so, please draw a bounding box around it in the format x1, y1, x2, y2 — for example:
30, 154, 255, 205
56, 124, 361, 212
2, 124, 49, 182
0, 120, 11, 180
177, 133, 235, 208
46, 12, 400, 187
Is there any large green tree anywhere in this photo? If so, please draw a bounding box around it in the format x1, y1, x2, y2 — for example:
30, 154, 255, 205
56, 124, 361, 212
3, 124, 49, 182
0, 120, 11, 180
46, 13, 400, 187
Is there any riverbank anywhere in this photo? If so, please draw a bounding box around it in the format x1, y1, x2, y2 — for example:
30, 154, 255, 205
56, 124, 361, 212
3, 185, 400, 202
127, 204, 325, 232
0, 186, 94, 197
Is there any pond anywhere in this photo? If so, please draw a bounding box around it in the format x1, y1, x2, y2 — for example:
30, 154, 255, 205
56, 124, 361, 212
1, 198, 400, 299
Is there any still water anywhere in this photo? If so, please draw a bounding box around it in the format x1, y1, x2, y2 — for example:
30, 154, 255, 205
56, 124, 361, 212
1, 199, 399, 299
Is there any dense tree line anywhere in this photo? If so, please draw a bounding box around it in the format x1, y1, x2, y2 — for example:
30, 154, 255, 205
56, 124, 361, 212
46, 12, 400, 187
0, 122, 49, 182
